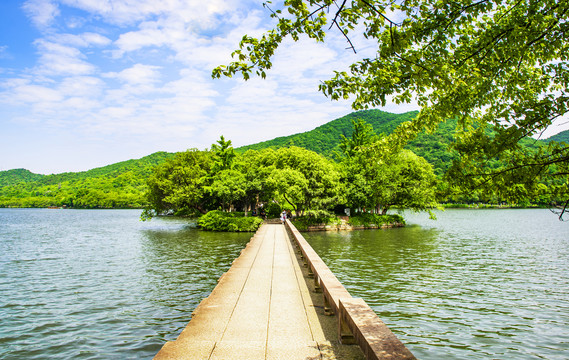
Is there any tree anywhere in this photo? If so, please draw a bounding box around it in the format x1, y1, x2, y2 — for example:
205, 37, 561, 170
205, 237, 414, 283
268, 147, 340, 216
143, 149, 214, 219
213, 0, 569, 218
266, 167, 309, 215
207, 169, 247, 212
235, 149, 279, 212
344, 146, 438, 215
339, 118, 378, 158
211, 135, 236, 172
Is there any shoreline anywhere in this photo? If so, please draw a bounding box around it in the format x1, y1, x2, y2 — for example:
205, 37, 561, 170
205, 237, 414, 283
302, 222, 405, 231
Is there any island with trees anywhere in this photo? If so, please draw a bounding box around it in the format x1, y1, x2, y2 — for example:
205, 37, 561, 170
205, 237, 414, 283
141, 121, 436, 231
1, 107, 567, 228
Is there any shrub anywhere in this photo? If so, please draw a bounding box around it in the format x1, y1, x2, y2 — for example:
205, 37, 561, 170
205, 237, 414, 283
265, 202, 282, 218
348, 213, 405, 227
198, 210, 263, 232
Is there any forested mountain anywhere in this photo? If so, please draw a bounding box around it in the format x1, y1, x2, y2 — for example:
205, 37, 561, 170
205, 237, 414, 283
1, 109, 566, 208
544, 129, 569, 144
0, 169, 44, 187
238, 110, 457, 175
0, 152, 174, 208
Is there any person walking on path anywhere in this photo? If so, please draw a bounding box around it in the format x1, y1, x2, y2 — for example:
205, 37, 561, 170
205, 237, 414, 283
280, 210, 287, 224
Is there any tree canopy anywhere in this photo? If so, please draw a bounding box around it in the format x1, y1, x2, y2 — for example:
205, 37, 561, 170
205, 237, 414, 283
339, 119, 437, 215
142, 129, 437, 220
213, 0, 569, 218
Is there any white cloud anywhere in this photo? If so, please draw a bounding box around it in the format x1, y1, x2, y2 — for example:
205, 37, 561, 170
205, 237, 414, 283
1, 79, 62, 104
57, 76, 104, 97
112, 21, 177, 58
59, 0, 240, 26
50, 32, 112, 47
33, 39, 96, 76
104, 63, 162, 85
23, 0, 60, 29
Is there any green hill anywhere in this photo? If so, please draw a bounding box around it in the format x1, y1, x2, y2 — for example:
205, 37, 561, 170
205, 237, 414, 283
238, 109, 457, 176
0, 152, 175, 208
2, 109, 562, 208
0, 169, 44, 187
544, 129, 569, 144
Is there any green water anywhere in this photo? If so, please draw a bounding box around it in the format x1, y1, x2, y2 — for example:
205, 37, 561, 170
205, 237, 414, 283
1, 208, 567, 359
303, 208, 569, 359
0, 209, 251, 359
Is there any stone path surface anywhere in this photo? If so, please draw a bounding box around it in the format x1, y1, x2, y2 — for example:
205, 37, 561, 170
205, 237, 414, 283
154, 223, 365, 359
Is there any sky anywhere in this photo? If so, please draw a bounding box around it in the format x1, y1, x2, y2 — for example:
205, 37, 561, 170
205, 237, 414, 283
1, 1, 566, 175
0, 0, 397, 175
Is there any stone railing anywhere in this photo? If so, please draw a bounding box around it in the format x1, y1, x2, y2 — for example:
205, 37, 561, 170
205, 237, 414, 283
285, 219, 416, 360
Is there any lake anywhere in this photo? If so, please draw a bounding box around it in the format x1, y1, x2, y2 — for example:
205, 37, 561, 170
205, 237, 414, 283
303, 209, 569, 359
0, 209, 251, 359
0, 208, 567, 359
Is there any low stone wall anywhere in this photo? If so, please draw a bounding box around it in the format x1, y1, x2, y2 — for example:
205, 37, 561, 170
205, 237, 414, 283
304, 221, 405, 232
285, 219, 417, 359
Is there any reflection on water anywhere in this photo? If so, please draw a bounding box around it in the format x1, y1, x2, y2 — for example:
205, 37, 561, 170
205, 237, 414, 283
304, 209, 569, 360
0, 209, 251, 359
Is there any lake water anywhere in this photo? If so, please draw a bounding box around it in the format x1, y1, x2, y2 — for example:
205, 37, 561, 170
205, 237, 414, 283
303, 209, 569, 359
0, 209, 251, 359
0, 208, 567, 359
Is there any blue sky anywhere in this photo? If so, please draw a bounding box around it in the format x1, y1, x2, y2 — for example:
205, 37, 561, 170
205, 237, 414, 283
2, 1, 565, 175
1, 0, 392, 174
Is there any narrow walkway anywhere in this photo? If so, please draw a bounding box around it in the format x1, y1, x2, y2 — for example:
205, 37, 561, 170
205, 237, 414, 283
154, 224, 364, 359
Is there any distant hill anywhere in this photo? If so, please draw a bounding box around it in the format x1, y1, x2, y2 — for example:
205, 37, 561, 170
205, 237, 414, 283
544, 129, 569, 144
0, 169, 44, 187
28, 151, 176, 186
2, 109, 564, 208
237, 109, 458, 175
0, 152, 175, 208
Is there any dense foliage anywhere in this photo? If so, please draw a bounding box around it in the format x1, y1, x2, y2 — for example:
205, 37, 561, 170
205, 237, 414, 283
347, 213, 405, 227
2, 110, 566, 213
215, 0, 569, 219
289, 209, 341, 230
143, 129, 438, 227
290, 211, 405, 230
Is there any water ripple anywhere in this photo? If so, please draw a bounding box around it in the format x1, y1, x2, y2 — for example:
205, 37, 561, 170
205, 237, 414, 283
0, 209, 251, 359
304, 209, 569, 360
